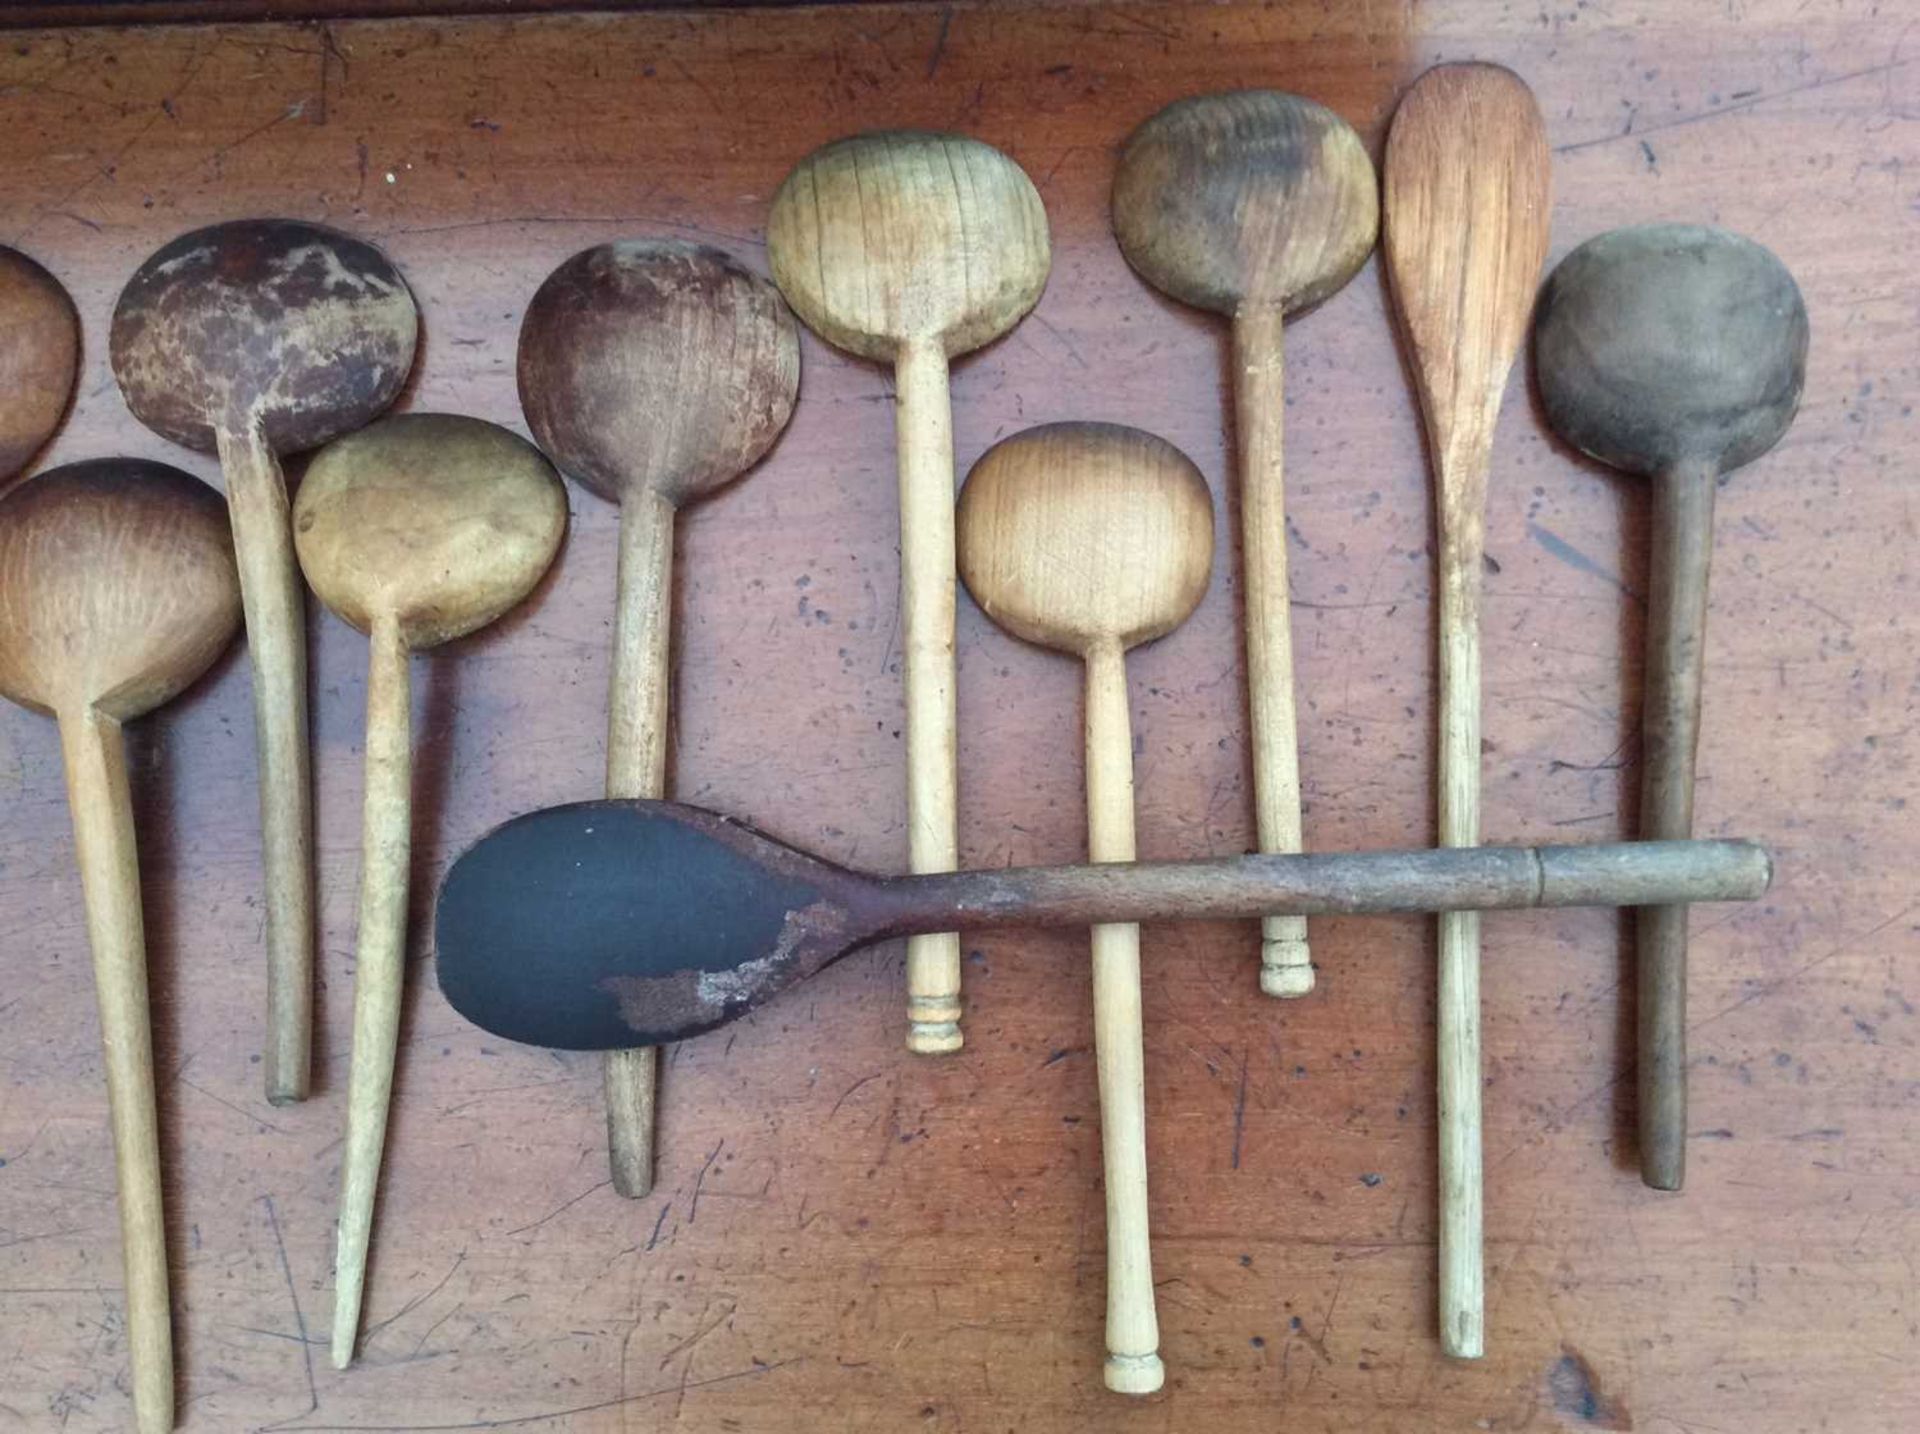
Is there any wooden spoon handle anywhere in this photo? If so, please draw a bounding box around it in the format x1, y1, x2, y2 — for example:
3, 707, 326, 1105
1083, 641, 1163, 1395
1437, 543, 1485, 1357
602, 491, 675, 1200
1639, 460, 1717, 1191
895, 337, 964, 1055
57, 707, 173, 1434
1231, 305, 1313, 998
216, 420, 314, 1107
332, 618, 413, 1368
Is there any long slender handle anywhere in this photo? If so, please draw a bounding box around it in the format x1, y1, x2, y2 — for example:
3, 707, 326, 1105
895, 337, 963, 1054
1437, 528, 1484, 1358
1639, 460, 1718, 1191
332, 619, 413, 1368
884, 839, 1771, 935
217, 420, 314, 1106
1083, 642, 1162, 1395
1231, 305, 1312, 998
57, 707, 172, 1434
603, 492, 675, 1199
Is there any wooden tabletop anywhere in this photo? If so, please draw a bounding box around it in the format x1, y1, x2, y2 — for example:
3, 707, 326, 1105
2, 3, 1914, 1430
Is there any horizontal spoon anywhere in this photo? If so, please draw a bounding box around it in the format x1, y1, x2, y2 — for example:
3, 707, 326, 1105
0, 245, 80, 486
435, 799, 1772, 1051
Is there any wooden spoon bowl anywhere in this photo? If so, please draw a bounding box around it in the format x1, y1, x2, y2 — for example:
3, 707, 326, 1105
295, 413, 566, 650
1535, 223, 1807, 478
517, 237, 798, 1199
110, 218, 416, 454
768, 130, 1050, 360
0, 246, 80, 486
1112, 90, 1378, 318
959, 421, 1212, 657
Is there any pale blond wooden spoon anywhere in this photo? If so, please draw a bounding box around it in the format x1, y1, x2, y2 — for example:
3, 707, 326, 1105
1383, 62, 1552, 1360
0, 459, 242, 1434
295, 413, 565, 1368
517, 239, 799, 1198
958, 421, 1213, 1394
769, 131, 1050, 1055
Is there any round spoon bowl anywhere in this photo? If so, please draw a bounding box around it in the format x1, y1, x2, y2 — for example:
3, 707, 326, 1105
0, 459, 240, 719
518, 240, 799, 507
1534, 223, 1808, 478
1112, 91, 1379, 317
110, 219, 418, 453
294, 413, 566, 648
767, 130, 1050, 359
0, 247, 81, 485
958, 420, 1213, 657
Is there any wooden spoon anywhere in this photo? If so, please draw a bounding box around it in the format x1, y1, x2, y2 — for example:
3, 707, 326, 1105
0, 245, 80, 486
517, 239, 799, 1199
435, 799, 1773, 1050
294, 413, 566, 1367
0, 459, 242, 1434
1382, 62, 1552, 1359
768, 131, 1050, 1055
956, 420, 1213, 1394
111, 219, 418, 1106
1534, 224, 1807, 1191
1113, 91, 1378, 1000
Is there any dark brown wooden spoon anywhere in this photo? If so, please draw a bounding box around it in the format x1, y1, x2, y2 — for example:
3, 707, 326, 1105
518, 238, 799, 1199
111, 218, 418, 1106
0, 245, 80, 487
435, 799, 1772, 1051
1534, 223, 1807, 1191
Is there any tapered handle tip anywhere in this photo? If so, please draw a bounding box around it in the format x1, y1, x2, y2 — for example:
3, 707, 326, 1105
1443, 1317, 1485, 1361
1104, 1350, 1165, 1395
1259, 936, 1314, 997
1642, 1148, 1685, 1192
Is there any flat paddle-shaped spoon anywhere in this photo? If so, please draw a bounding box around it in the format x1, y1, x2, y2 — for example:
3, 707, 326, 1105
1534, 224, 1807, 1192
0, 245, 79, 486
436, 801, 1772, 1049
0, 459, 242, 1434
768, 131, 1050, 1055
295, 413, 565, 1367
958, 420, 1213, 1394
111, 219, 418, 1106
1382, 62, 1552, 1360
1113, 90, 1378, 1000
518, 239, 799, 1199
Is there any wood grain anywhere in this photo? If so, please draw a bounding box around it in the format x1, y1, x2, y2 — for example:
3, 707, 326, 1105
1382, 60, 1553, 1360
0, 4, 1915, 1431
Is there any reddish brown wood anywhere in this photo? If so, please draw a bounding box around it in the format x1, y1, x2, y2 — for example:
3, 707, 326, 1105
0, 4, 1914, 1431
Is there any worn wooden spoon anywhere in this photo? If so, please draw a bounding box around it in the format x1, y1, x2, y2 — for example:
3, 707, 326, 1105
957, 421, 1213, 1394
1535, 224, 1807, 1191
768, 131, 1050, 1055
294, 413, 566, 1367
518, 239, 799, 1199
0, 459, 242, 1434
0, 245, 80, 486
111, 219, 418, 1106
1113, 90, 1378, 999
1382, 62, 1552, 1359
435, 801, 1773, 1050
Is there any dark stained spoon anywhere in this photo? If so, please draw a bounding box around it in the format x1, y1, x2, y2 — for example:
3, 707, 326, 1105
1534, 223, 1807, 1191
0, 245, 80, 487
435, 800, 1772, 1052
111, 219, 418, 1106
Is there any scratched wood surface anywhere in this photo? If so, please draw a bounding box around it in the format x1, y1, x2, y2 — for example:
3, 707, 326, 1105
0, 3, 1914, 1431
